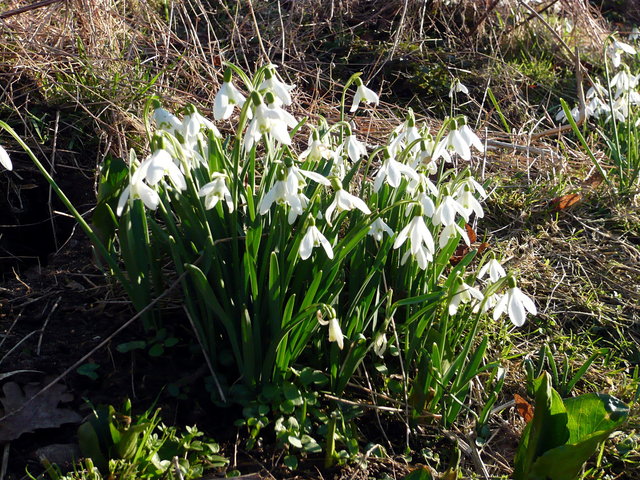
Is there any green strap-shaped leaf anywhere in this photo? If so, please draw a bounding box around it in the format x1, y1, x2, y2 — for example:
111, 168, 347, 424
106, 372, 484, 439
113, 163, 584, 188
514, 372, 569, 480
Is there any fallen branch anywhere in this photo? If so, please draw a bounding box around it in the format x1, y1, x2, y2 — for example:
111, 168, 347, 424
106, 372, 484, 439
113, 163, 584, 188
0, 0, 65, 20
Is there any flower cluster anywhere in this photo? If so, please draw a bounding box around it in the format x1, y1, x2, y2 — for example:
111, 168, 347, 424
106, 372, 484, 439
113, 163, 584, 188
113, 63, 537, 363
557, 35, 640, 124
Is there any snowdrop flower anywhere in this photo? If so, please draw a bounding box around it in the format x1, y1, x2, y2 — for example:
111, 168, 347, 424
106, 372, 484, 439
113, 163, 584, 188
325, 186, 371, 226
287, 162, 331, 188
116, 165, 160, 216
432, 194, 467, 226
138, 149, 187, 191
350, 77, 379, 113
373, 149, 420, 192
586, 81, 608, 100
610, 69, 639, 98
299, 129, 333, 162
153, 107, 182, 133
555, 104, 581, 123
434, 120, 483, 161
629, 27, 640, 42
607, 40, 636, 68
410, 138, 439, 172
448, 280, 484, 315
198, 173, 234, 212
258, 168, 308, 223
259, 65, 295, 106
393, 214, 435, 270
390, 109, 421, 156
455, 187, 484, 219
244, 93, 292, 150
456, 176, 488, 200
407, 172, 438, 198
343, 133, 367, 162
317, 309, 343, 349
0, 145, 12, 171
214, 69, 246, 120
183, 110, 220, 138
439, 222, 470, 249
368, 217, 394, 241
266, 97, 298, 129
417, 192, 436, 217
448, 78, 469, 98
493, 278, 537, 327
373, 332, 387, 357
478, 258, 507, 283
299, 222, 334, 260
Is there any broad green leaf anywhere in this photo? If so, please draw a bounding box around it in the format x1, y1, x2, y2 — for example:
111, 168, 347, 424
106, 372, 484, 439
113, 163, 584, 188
564, 393, 628, 445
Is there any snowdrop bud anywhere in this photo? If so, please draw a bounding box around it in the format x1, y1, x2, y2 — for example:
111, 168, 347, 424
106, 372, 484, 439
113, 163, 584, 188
0, 145, 12, 171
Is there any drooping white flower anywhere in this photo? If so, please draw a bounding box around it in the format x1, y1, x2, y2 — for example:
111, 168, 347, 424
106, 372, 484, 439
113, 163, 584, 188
456, 176, 488, 200
182, 110, 221, 140
417, 192, 436, 217
138, 149, 187, 191
325, 188, 371, 225
317, 310, 344, 349
299, 224, 334, 260
0, 145, 12, 171
389, 110, 421, 156
393, 215, 435, 270
287, 163, 331, 187
368, 218, 394, 241
607, 40, 637, 68
455, 188, 484, 219
610, 69, 639, 98
448, 78, 469, 98
198, 173, 234, 212
373, 332, 387, 357
299, 130, 334, 163
258, 175, 306, 223
434, 122, 484, 161
343, 134, 367, 162
478, 258, 507, 283
493, 286, 537, 327
350, 78, 379, 113
244, 99, 292, 150
432, 195, 467, 226
448, 281, 484, 315
373, 150, 420, 192
259, 65, 295, 106
439, 222, 470, 249
116, 164, 161, 216
153, 107, 182, 133
214, 73, 246, 120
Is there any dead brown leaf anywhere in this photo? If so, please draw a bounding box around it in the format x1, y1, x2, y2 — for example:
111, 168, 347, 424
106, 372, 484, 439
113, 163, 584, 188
0, 381, 82, 442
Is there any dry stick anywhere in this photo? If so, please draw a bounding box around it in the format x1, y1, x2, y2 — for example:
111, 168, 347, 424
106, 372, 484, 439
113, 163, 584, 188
503, 0, 562, 38
468, 0, 501, 37
36, 295, 61, 356
49, 110, 60, 251
371, 0, 409, 80
0, 0, 64, 19
246, 0, 269, 63
515, 0, 587, 140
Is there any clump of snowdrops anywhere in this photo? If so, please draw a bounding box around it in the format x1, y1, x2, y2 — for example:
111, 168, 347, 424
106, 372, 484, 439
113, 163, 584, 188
557, 33, 640, 199
2, 63, 537, 461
